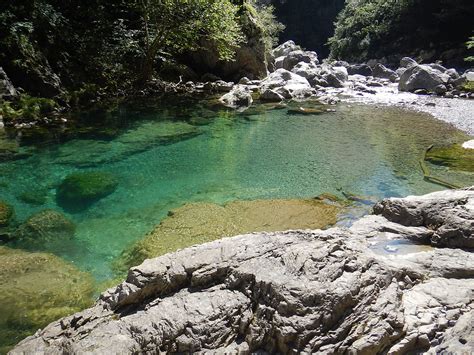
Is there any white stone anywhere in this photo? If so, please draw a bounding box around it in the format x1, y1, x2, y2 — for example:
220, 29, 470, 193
462, 140, 474, 150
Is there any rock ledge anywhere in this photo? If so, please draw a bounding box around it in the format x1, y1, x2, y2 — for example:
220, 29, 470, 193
11, 188, 474, 354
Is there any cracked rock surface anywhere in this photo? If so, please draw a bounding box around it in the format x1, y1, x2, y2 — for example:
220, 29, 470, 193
11, 188, 474, 354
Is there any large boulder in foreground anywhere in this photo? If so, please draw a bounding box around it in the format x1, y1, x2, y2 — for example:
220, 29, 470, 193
56, 171, 118, 212
11, 188, 474, 354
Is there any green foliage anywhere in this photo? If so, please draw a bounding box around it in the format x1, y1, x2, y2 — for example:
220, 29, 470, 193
329, 0, 474, 62
465, 36, 474, 62
0, 0, 276, 101
139, 0, 244, 81
248, 1, 285, 52
462, 81, 474, 93
0, 95, 56, 123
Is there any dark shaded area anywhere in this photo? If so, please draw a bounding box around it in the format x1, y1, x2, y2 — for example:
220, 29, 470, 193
329, 0, 474, 67
269, 0, 345, 58
0, 0, 143, 98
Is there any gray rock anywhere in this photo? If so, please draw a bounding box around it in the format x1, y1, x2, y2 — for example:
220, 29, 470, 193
396, 67, 407, 77
399, 64, 450, 93
445, 68, 460, 81
428, 63, 448, 73
281, 50, 319, 71
347, 64, 373, 76
11, 188, 474, 354
272, 40, 300, 58
0, 67, 17, 100
373, 188, 474, 248
372, 63, 399, 82
260, 89, 285, 102
260, 69, 312, 99
400, 57, 418, 68
290, 61, 319, 80
219, 85, 253, 109
238, 77, 251, 85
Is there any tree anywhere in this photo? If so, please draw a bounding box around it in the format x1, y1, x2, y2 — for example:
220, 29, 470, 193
138, 0, 244, 83
466, 36, 474, 62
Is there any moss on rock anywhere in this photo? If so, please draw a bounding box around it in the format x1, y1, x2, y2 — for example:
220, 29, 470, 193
425, 144, 474, 172
56, 171, 118, 212
14, 210, 75, 247
0, 201, 14, 227
0, 246, 94, 353
17, 189, 48, 206
119, 198, 342, 270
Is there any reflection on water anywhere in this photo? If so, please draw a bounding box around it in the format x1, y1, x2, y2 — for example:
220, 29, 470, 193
368, 233, 434, 256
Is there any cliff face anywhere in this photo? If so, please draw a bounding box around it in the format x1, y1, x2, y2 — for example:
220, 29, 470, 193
267, 0, 345, 58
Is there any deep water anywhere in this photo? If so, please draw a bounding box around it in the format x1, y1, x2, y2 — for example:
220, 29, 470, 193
0, 97, 473, 351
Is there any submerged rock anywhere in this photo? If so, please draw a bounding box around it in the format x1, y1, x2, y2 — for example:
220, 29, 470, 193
14, 210, 75, 247
17, 189, 48, 206
56, 122, 201, 167
56, 171, 118, 212
0, 201, 13, 227
11, 188, 474, 354
120, 198, 341, 270
0, 246, 94, 353
425, 143, 474, 173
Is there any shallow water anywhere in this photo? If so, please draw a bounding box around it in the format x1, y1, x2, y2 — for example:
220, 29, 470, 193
1, 97, 473, 352
0, 98, 472, 282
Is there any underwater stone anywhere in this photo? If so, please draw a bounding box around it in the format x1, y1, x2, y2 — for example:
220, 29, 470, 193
17, 189, 48, 206
0, 201, 13, 227
119, 198, 342, 270
14, 209, 75, 246
425, 144, 474, 172
0, 246, 94, 353
56, 171, 118, 212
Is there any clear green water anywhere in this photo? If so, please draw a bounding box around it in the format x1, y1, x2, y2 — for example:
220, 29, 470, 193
0, 98, 472, 282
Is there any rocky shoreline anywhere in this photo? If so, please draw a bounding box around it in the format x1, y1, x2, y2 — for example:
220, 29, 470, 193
2, 40, 473, 134
10, 187, 474, 354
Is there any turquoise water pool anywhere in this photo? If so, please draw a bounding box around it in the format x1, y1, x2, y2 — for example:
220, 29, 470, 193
0, 98, 471, 281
